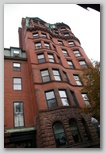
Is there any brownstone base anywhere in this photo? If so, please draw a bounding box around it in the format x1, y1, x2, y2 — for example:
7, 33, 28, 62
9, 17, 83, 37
36, 106, 100, 148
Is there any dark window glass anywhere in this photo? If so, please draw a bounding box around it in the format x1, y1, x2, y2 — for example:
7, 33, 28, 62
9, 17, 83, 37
91, 117, 100, 138
53, 45, 56, 51
70, 91, 79, 106
69, 120, 81, 143
82, 118, 92, 140
45, 91, 57, 108
53, 122, 68, 147
63, 71, 69, 82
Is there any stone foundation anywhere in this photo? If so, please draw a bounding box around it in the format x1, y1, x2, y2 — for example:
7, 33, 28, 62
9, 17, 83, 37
36, 106, 100, 148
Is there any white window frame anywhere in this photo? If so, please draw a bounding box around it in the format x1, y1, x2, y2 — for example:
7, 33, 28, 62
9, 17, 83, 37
68, 41, 75, 46
13, 63, 21, 71
59, 90, 69, 106
73, 75, 82, 85
41, 69, 50, 82
82, 93, 90, 106
35, 42, 42, 49
14, 102, 24, 127
13, 77, 22, 90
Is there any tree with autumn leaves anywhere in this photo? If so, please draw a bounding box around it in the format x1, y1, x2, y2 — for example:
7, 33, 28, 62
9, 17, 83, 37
80, 60, 100, 122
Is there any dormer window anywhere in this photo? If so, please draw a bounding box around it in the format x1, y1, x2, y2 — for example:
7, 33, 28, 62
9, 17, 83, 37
41, 33, 47, 38
13, 50, 20, 57
58, 40, 63, 45
64, 33, 69, 36
61, 27, 66, 31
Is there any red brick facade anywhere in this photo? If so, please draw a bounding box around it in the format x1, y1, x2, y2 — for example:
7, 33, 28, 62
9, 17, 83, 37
4, 17, 100, 148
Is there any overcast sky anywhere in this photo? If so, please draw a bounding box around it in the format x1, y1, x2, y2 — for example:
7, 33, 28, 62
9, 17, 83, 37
4, 4, 100, 61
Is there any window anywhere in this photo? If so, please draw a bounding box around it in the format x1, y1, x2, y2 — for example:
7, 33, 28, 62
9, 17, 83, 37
41, 69, 50, 82
79, 60, 87, 68
49, 36, 52, 40
13, 78, 22, 90
82, 118, 92, 141
69, 120, 81, 143
73, 50, 81, 57
13, 63, 21, 71
59, 90, 69, 106
48, 54, 55, 63
41, 33, 46, 38
57, 56, 61, 64
37, 54, 45, 63
81, 93, 90, 105
63, 71, 69, 82
61, 27, 66, 31
14, 102, 24, 127
64, 33, 69, 36
67, 60, 74, 69
53, 45, 56, 51
33, 32, 39, 38
40, 22, 44, 26
58, 40, 63, 45
70, 91, 79, 106
73, 75, 82, 85
91, 117, 100, 138
53, 122, 68, 147
68, 41, 75, 46
53, 69, 61, 81
45, 91, 57, 108
55, 31, 58, 35
62, 49, 68, 56
13, 50, 20, 57
44, 42, 50, 49
35, 42, 42, 49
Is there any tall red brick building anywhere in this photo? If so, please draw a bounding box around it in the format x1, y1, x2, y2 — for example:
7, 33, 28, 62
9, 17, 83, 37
4, 17, 100, 148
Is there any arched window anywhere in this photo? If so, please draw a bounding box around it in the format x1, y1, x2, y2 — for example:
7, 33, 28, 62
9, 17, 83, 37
53, 122, 68, 147
91, 117, 100, 138
69, 120, 81, 143
81, 118, 92, 141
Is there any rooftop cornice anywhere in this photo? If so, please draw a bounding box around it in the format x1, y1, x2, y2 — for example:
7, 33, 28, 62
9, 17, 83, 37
26, 26, 80, 44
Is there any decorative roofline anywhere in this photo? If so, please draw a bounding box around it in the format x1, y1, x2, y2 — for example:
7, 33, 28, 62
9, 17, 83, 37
26, 26, 80, 44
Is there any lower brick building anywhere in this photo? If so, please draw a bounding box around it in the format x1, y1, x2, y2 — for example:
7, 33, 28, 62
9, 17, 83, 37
4, 17, 100, 148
